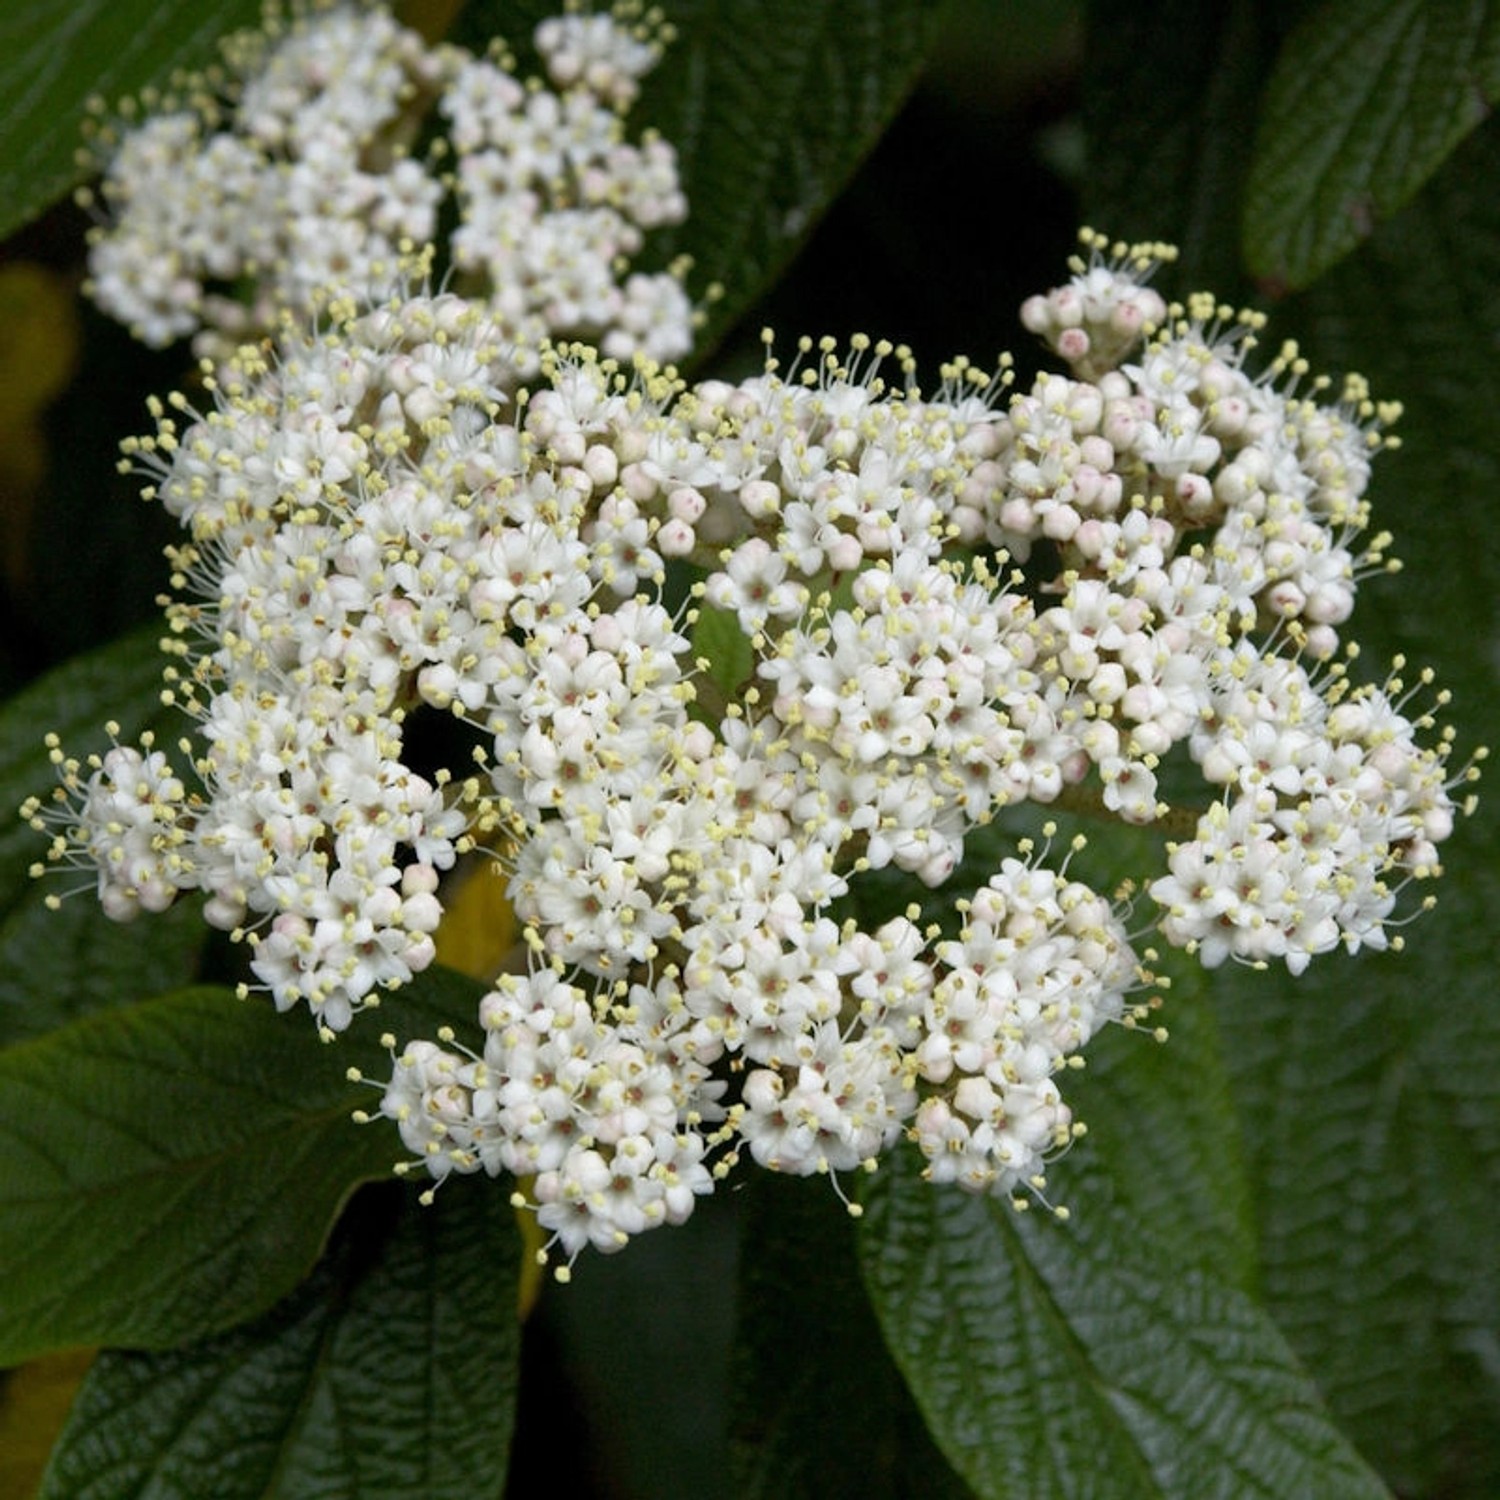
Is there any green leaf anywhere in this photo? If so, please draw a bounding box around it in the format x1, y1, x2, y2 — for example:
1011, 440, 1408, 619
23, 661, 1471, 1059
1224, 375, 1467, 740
1242, 0, 1500, 289
0, 0, 263, 242
38, 1180, 521, 1500
0, 967, 486, 1365
860, 1148, 1391, 1500
730, 1173, 978, 1500
1215, 116, 1500, 1497
1082, 10, 1500, 1491
1060, 953, 1258, 1293
524, 1196, 741, 1496
690, 600, 754, 703
0, 624, 205, 1047
451, 0, 946, 355
1081, 0, 1285, 294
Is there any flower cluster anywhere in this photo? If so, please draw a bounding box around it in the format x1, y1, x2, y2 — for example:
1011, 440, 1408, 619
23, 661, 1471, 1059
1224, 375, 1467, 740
1000, 232, 1471, 970
26, 232, 1475, 1270
80, 2, 692, 368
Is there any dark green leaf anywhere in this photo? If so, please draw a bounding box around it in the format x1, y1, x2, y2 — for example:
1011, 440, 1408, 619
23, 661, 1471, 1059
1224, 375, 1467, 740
0, 967, 486, 1364
0, 0, 263, 242
38, 1181, 522, 1500
451, 0, 946, 355
1242, 0, 1500, 289
1083, 9, 1500, 1490
0, 888, 205, 1049
1060, 951, 1257, 1294
731, 1171, 977, 1500
0, 624, 205, 1047
1215, 115, 1500, 1497
523, 1194, 742, 1497
1081, 0, 1285, 295
860, 1147, 1391, 1500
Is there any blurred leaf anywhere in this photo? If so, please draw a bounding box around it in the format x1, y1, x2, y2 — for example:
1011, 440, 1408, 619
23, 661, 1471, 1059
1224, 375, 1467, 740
0, 264, 82, 610
0, 0, 263, 242
860, 1146, 1391, 1500
524, 1194, 742, 1497
427, 850, 549, 1306
450, 0, 946, 355
0, 624, 205, 1047
431, 849, 518, 982
1081, 0, 1284, 295
0, 967, 485, 1365
731, 1172, 977, 1500
0, 1349, 94, 1500
397, 0, 465, 42
1242, 0, 1500, 289
37, 1181, 520, 1500
690, 600, 754, 702
0, 264, 76, 418
3, 302, 190, 691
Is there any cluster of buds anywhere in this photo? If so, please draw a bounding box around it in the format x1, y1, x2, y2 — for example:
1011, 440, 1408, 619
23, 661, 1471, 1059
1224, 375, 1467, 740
25, 229, 1474, 1270
79, 1, 693, 370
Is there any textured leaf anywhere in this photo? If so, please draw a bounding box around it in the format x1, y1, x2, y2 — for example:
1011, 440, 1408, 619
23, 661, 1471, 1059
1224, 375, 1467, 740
860, 1148, 1391, 1500
0, 624, 205, 1047
1243, 0, 1500, 289
451, 0, 946, 355
730, 1173, 977, 1500
1082, 9, 1500, 1493
1214, 116, 1500, 1498
1055, 952, 1257, 1293
0, 0, 263, 241
0, 968, 486, 1364
37, 1181, 521, 1500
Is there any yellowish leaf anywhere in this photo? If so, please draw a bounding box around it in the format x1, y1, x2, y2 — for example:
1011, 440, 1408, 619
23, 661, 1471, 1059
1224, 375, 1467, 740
0, 1349, 95, 1499
0, 264, 77, 418
397, 0, 466, 43
0, 262, 80, 594
432, 855, 518, 981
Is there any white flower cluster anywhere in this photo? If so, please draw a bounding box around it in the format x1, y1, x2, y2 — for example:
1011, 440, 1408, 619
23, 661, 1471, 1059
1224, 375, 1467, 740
27, 233, 1474, 1269
81, 2, 692, 367
1000, 230, 1473, 971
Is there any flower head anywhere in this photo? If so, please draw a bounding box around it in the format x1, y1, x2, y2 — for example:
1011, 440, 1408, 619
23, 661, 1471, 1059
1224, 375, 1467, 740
28, 231, 1476, 1270
81, 2, 692, 372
